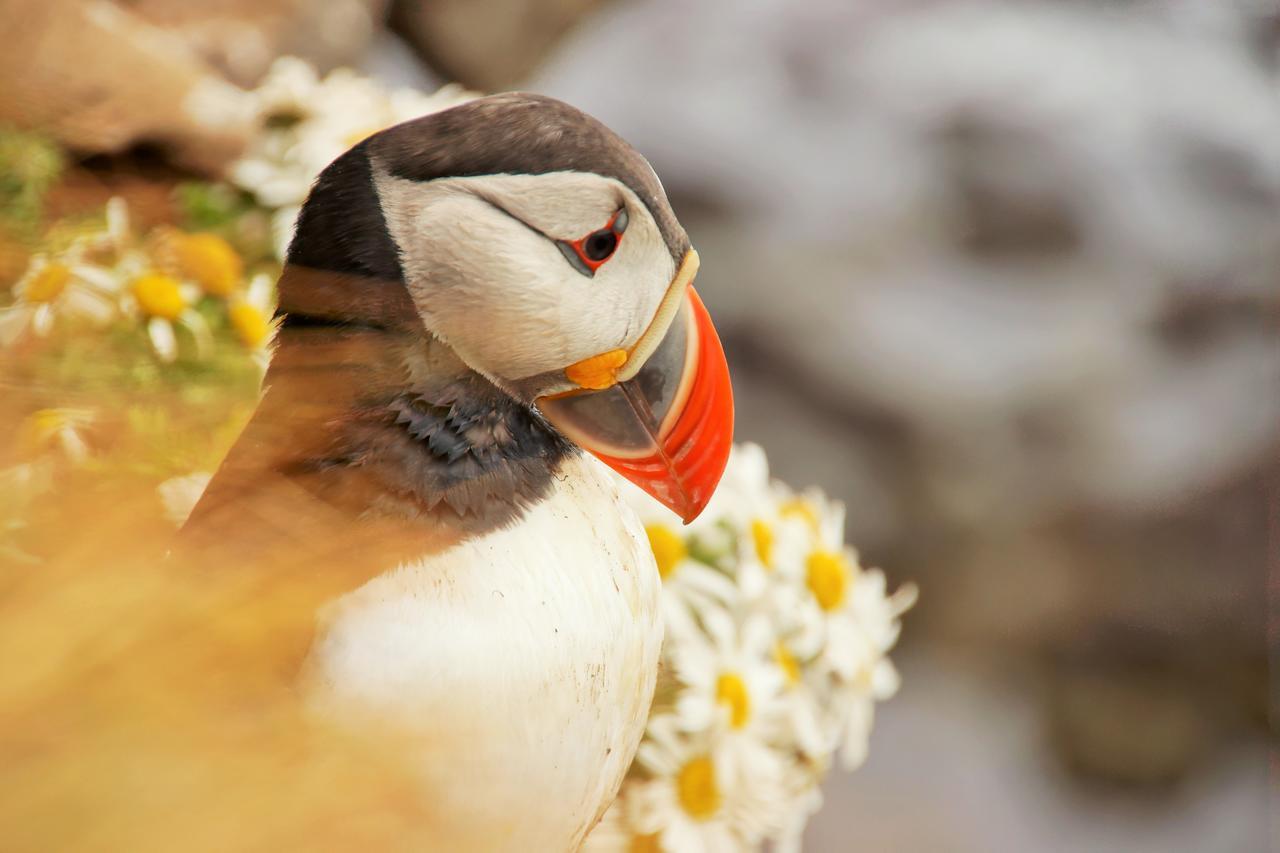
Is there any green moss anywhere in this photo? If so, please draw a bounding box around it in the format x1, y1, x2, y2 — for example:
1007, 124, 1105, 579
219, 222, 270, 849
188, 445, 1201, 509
0, 127, 64, 238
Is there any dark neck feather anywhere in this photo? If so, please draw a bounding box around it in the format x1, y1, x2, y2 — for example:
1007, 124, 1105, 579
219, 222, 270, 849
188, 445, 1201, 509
323, 329, 576, 527
181, 299, 575, 562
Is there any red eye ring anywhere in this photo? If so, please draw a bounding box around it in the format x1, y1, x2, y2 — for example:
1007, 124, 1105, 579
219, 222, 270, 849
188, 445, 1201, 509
558, 208, 628, 277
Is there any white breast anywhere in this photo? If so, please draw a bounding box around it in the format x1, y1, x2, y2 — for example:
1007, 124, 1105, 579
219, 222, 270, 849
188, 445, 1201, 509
303, 453, 662, 852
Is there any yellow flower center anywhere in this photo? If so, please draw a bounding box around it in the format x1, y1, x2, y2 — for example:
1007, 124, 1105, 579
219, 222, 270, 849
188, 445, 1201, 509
228, 300, 270, 348
715, 672, 751, 729
781, 497, 821, 533
806, 550, 849, 612
750, 518, 774, 568
676, 755, 721, 820
131, 273, 187, 320
23, 262, 71, 303
171, 233, 242, 296
645, 523, 686, 580
775, 644, 801, 687
629, 834, 661, 853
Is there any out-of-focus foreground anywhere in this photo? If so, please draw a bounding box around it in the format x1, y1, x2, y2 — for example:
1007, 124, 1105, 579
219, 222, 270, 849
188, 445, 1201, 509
0, 500, 446, 851
0, 1, 1275, 851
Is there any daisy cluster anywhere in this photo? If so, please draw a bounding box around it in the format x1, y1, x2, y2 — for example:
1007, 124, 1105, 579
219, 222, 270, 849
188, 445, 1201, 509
0, 198, 275, 364
229, 57, 476, 260
593, 445, 916, 852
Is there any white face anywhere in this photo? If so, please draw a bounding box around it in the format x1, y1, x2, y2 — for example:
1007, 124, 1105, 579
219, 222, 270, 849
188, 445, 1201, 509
373, 169, 677, 397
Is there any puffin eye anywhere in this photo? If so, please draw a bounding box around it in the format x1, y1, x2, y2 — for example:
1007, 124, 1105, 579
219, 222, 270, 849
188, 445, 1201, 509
557, 208, 628, 277
583, 229, 618, 262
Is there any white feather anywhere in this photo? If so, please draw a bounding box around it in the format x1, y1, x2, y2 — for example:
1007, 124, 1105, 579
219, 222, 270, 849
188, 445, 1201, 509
303, 453, 663, 851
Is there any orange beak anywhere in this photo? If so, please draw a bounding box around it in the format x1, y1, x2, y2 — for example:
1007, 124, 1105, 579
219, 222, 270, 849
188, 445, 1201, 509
536, 256, 734, 523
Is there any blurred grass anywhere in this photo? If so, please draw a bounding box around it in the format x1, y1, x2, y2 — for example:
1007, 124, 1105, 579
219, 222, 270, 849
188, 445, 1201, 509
0, 321, 260, 562
0, 127, 64, 241
0, 139, 275, 563
0, 151, 442, 844
0, 478, 440, 852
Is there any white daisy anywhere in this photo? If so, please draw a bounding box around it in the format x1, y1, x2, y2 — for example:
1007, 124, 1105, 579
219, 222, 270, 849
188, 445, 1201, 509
148, 227, 244, 299
672, 609, 783, 749
830, 655, 902, 772
641, 519, 738, 640
156, 471, 212, 527
147, 227, 277, 367
770, 636, 833, 761
620, 444, 801, 608
709, 445, 826, 607
231, 57, 477, 258
121, 271, 211, 363
269, 204, 302, 261
780, 563, 915, 771
0, 254, 118, 345
828, 579, 917, 771
581, 790, 663, 853
225, 272, 278, 373
608, 443, 915, 847
630, 715, 787, 851
767, 762, 826, 853
245, 54, 320, 123
772, 540, 881, 683
16, 408, 94, 466
98, 195, 132, 255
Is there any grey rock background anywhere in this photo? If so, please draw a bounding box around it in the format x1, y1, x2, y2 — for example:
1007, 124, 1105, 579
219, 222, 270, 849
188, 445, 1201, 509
521, 1, 1278, 849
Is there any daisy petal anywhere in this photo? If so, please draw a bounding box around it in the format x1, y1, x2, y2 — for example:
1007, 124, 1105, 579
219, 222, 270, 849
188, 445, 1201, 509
147, 317, 178, 362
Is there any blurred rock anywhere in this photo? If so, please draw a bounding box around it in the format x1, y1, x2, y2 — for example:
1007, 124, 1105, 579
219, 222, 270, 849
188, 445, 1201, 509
0, 0, 253, 174
0, 0, 394, 174
390, 0, 604, 90
534, 0, 1279, 786
536, 0, 1280, 522
124, 0, 389, 86
807, 652, 1271, 852
1048, 642, 1209, 787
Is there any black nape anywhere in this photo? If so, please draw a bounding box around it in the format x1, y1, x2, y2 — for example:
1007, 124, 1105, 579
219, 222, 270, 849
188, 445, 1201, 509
286, 142, 404, 283
276, 144, 423, 333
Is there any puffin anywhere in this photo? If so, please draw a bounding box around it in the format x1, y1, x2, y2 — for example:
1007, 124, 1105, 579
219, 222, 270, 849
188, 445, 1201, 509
179, 94, 734, 850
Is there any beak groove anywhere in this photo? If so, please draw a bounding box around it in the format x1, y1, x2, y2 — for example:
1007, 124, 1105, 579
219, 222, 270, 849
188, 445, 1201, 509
593, 287, 733, 522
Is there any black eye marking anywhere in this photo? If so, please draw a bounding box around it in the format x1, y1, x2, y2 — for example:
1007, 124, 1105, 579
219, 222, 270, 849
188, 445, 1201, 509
556, 240, 594, 276
557, 208, 628, 278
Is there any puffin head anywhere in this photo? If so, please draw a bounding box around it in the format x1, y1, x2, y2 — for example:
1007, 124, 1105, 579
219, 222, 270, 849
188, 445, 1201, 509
278, 94, 733, 523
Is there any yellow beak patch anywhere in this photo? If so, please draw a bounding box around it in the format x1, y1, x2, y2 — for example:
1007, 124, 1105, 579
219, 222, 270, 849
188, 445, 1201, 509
564, 348, 628, 390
